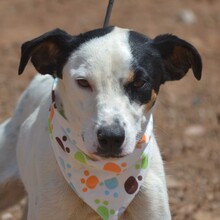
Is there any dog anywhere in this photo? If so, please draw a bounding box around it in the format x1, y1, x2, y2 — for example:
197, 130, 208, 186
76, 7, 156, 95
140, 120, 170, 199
0, 26, 202, 220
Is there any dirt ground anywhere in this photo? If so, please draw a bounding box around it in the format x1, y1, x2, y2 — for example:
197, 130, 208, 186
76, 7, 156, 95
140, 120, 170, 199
0, 0, 219, 219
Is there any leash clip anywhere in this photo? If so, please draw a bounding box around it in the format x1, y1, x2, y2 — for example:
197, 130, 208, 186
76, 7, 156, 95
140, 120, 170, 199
103, 0, 115, 28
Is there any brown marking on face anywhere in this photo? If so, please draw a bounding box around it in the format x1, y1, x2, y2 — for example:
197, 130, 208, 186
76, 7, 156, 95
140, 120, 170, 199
126, 71, 135, 83
145, 89, 157, 111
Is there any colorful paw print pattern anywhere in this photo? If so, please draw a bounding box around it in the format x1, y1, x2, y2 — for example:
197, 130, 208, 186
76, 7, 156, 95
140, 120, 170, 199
80, 170, 99, 192
95, 199, 116, 220
56, 135, 70, 153
48, 84, 154, 220
124, 175, 143, 194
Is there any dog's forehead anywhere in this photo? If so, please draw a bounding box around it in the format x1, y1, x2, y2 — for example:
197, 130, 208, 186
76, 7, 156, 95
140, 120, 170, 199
67, 27, 135, 80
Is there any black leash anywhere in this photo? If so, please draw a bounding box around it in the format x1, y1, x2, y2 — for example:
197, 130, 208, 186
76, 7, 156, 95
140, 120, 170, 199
103, 0, 115, 28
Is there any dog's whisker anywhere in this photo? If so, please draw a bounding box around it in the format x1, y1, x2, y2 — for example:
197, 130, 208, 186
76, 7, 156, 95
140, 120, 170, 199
153, 125, 172, 138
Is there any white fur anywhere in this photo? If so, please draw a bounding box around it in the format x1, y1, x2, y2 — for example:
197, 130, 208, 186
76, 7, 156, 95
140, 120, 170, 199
0, 27, 171, 220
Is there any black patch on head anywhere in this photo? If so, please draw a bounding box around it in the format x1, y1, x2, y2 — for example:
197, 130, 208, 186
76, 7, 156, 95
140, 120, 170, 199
18, 26, 114, 78
75, 26, 114, 46
125, 31, 202, 106
125, 31, 163, 105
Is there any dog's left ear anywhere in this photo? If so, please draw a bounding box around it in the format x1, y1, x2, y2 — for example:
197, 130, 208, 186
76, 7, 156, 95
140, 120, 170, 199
153, 34, 202, 84
18, 28, 74, 79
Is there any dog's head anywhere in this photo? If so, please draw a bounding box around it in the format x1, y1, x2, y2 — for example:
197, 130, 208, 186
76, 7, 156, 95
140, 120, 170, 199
18, 27, 202, 159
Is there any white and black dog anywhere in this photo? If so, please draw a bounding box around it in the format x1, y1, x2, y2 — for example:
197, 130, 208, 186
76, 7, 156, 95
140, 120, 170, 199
0, 26, 202, 220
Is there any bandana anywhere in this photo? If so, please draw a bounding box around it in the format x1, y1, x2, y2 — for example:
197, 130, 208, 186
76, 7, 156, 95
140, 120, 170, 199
48, 79, 154, 220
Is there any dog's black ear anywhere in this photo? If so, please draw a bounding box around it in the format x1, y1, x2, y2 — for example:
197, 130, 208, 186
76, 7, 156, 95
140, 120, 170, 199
153, 34, 202, 83
18, 29, 74, 79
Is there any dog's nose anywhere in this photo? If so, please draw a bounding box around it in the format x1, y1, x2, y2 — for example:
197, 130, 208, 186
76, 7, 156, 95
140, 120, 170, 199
97, 124, 125, 153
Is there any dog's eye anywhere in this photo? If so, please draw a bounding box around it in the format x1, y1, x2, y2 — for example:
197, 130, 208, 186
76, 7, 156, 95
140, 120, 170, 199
133, 80, 146, 89
76, 79, 91, 89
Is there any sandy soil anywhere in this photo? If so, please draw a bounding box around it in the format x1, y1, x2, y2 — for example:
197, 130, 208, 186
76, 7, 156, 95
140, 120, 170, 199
0, 0, 219, 219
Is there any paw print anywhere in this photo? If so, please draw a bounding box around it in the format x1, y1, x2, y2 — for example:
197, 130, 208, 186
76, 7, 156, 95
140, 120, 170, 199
99, 177, 119, 198
95, 199, 115, 220
55, 135, 70, 153
57, 157, 76, 193
74, 151, 88, 164
124, 175, 143, 195
136, 134, 146, 149
136, 135, 151, 149
135, 152, 149, 170
58, 157, 72, 178
103, 162, 127, 174
81, 170, 99, 192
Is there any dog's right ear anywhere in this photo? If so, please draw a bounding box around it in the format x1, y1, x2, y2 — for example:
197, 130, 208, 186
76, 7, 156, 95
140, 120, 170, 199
18, 29, 74, 79
153, 34, 202, 83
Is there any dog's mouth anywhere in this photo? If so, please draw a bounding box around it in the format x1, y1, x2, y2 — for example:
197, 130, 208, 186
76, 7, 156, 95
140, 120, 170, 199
91, 148, 127, 160
95, 152, 125, 159
97, 146, 124, 157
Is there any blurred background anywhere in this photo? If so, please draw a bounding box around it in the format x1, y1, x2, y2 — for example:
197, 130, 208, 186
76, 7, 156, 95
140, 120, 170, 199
0, 0, 219, 219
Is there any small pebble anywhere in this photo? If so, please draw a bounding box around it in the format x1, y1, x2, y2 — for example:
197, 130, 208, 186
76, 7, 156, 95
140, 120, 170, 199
177, 9, 197, 25
184, 125, 206, 137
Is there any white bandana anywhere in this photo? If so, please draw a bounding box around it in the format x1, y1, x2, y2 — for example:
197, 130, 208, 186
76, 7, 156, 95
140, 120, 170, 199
48, 79, 154, 220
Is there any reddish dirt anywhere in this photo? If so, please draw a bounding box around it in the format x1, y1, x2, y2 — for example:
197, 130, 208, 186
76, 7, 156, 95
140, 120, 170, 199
0, 0, 219, 219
